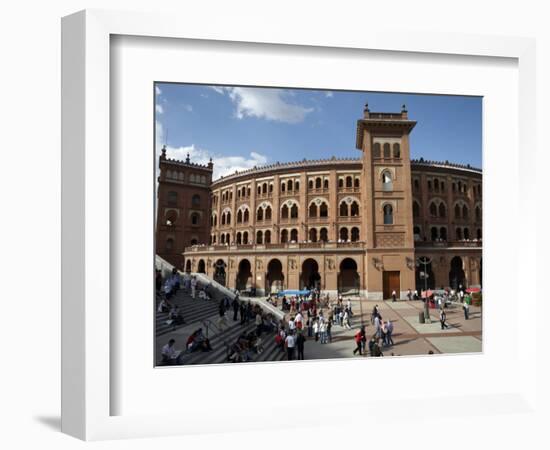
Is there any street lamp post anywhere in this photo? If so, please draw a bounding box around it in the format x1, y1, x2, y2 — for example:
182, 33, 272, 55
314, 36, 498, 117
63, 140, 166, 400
416, 256, 432, 323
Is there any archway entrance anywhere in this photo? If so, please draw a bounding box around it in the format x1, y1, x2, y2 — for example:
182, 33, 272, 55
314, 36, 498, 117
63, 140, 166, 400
236, 259, 252, 291
266, 259, 284, 293
338, 258, 359, 295
301, 258, 321, 290
449, 256, 466, 290
213, 259, 226, 286
197, 259, 206, 274
415, 256, 435, 291
185, 259, 191, 273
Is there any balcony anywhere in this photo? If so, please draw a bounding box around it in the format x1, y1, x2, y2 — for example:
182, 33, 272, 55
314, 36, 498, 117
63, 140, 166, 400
184, 240, 367, 253
414, 240, 482, 249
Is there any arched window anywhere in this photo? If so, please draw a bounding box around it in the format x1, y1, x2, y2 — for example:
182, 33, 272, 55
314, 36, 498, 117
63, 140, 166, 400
350, 201, 359, 217
440, 227, 447, 240
382, 171, 393, 191
308, 180, 314, 190
281, 229, 289, 243
257, 185, 261, 195
320, 228, 328, 242
427, 180, 432, 191
265, 206, 272, 220
256, 230, 263, 244
167, 191, 178, 206
281, 204, 289, 219
295, 181, 300, 191
434, 179, 440, 191
309, 228, 317, 242
262, 183, 267, 194
290, 228, 298, 242
237, 210, 243, 223
393, 143, 401, 158
441, 181, 445, 192
243, 231, 249, 244
309, 203, 317, 217
429, 202, 437, 217
383, 143, 391, 158
242, 187, 246, 197
413, 201, 420, 218
431, 227, 438, 241
354, 178, 360, 188
269, 183, 273, 193
290, 204, 298, 219
243, 209, 249, 223
236, 232, 242, 245
288, 180, 293, 191
192, 194, 200, 206
455, 204, 461, 219
265, 230, 271, 244
315, 177, 322, 189
319, 202, 328, 217
463, 228, 470, 240
338, 178, 344, 188
475, 206, 481, 222
351, 227, 360, 242
212, 235, 216, 244
221, 213, 226, 226
340, 227, 349, 241
226, 212, 231, 225
383, 204, 393, 225
281, 182, 286, 193
257, 207, 263, 221
414, 179, 420, 190
414, 226, 421, 240
190, 238, 198, 245
220, 234, 225, 244
439, 203, 446, 218
462, 205, 469, 219
456, 228, 463, 240
324, 179, 329, 189
340, 202, 349, 216
346, 176, 353, 188
191, 213, 200, 225
373, 142, 381, 158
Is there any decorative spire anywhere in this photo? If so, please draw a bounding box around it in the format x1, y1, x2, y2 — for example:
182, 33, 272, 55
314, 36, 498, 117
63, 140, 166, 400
364, 102, 370, 113
401, 104, 407, 113
161, 145, 167, 159
185, 153, 190, 163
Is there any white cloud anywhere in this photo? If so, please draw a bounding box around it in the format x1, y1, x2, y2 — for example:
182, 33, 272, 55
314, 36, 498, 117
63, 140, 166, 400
155, 121, 268, 180
325, 91, 333, 98
210, 86, 313, 124
155, 86, 162, 95
155, 104, 164, 114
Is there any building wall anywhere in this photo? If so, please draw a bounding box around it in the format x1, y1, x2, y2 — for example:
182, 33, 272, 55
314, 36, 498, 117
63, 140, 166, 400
157, 110, 483, 298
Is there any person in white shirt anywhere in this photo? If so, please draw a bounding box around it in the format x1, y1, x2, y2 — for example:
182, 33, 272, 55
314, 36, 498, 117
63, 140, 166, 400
319, 320, 327, 344
288, 317, 296, 332
294, 312, 303, 330
161, 339, 183, 365
190, 276, 197, 299
285, 332, 296, 360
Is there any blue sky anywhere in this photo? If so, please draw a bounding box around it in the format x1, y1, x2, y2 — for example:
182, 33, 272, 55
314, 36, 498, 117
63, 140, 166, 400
155, 84, 482, 180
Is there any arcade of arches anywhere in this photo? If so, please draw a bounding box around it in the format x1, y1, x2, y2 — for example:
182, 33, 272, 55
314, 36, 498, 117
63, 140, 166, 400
184, 251, 481, 299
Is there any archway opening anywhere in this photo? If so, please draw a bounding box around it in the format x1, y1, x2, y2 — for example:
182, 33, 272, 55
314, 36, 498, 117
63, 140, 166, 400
214, 259, 226, 286
236, 259, 252, 291
197, 259, 205, 274
338, 258, 359, 295
449, 256, 466, 290
301, 258, 321, 290
266, 259, 284, 293
185, 260, 191, 273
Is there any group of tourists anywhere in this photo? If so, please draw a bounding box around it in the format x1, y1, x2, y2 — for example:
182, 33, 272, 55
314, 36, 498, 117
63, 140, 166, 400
160, 327, 213, 365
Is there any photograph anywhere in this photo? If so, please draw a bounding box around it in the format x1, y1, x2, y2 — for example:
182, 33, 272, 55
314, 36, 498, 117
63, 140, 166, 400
154, 83, 483, 366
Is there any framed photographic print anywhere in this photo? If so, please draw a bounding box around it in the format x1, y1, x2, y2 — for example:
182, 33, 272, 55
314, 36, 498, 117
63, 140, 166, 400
62, 9, 538, 441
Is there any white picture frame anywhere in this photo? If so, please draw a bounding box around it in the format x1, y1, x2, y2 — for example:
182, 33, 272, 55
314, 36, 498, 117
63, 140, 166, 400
61, 9, 538, 441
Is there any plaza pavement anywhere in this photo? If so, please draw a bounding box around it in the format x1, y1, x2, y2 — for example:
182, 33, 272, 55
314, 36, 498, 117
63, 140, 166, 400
297, 298, 482, 361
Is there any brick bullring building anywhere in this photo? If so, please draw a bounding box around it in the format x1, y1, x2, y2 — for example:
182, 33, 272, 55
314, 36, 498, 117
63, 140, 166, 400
156, 104, 482, 300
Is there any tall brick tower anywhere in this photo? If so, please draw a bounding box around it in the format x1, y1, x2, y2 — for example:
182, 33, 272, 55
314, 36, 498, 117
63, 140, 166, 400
156, 146, 213, 270
356, 103, 417, 299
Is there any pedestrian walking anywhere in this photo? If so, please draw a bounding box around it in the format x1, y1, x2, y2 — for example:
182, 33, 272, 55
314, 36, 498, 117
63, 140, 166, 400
285, 331, 296, 361
463, 299, 470, 320
385, 319, 394, 346
296, 332, 306, 360
353, 326, 366, 355
440, 309, 449, 329
391, 290, 397, 302
190, 276, 197, 299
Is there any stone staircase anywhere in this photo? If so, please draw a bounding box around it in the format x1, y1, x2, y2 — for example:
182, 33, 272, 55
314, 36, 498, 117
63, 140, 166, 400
155, 289, 219, 336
